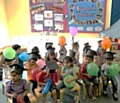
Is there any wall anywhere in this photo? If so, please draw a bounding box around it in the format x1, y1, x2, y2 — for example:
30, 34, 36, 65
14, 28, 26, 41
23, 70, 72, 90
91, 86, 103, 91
5, 0, 112, 40
0, 0, 9, 47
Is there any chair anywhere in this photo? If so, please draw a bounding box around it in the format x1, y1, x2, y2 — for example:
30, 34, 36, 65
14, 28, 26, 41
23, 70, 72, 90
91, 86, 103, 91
27, 93, 37, 103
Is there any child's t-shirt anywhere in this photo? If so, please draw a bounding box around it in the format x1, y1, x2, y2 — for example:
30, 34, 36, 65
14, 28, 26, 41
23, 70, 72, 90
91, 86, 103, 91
101, 63, 110, 76
6, 79, 28, 95
62, 66, 75, 77
25, 62, 38, 80
37, 71, 55, 86
2, 66, 11, 83
81, 63, 88, 79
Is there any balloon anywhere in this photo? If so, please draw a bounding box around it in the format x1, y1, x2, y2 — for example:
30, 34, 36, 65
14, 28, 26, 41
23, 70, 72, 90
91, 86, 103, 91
70, 27, 78, 37
59, 36, 66, 46
87, 63, 99, 76
16, 95, 25, 103
101, 37, 112, 50
44, 79, 52, 94
108, 63, 120, 78
18, 52, 30, 62
64, 75, 76, 88
31, 68, 40, 81
36, 59, 45, 68
3, 48, 16, 59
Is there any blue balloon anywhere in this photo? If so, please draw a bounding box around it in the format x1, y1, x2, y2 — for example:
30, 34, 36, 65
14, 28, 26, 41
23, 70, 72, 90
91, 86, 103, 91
44, 79, 52, 94
18, 52, 30, 62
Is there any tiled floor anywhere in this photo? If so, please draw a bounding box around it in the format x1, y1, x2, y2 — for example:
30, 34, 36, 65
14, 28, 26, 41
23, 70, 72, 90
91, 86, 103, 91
0, 73, 120, 103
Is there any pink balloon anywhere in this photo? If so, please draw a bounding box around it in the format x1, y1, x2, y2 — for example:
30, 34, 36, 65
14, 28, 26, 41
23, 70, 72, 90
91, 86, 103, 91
16, 96, 25, 103
70, 27, 78, 37
36, 59, 45, 68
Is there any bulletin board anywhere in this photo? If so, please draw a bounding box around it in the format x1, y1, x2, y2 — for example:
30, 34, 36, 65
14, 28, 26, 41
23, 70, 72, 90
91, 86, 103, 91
29, 0, 107, 33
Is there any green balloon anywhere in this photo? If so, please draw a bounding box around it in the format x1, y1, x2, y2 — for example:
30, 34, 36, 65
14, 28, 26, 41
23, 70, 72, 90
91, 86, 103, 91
64, 75, 76, 88
87, 63, 99, 76
3, 48, 16, 59
108, 63, 120, 78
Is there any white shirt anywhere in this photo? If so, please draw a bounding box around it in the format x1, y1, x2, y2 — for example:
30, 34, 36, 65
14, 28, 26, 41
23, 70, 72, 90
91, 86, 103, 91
2, 65, 11, 83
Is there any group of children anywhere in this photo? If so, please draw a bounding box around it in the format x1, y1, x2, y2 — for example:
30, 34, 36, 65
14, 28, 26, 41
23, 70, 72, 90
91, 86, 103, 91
0, 39, 120, 103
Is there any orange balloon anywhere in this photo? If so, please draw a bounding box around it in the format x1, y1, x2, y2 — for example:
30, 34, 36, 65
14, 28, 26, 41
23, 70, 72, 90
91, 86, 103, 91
59, 36, 66, 45
101, 38, 112, 50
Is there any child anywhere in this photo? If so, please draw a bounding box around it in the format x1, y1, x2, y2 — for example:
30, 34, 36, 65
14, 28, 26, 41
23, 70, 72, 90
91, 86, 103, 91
2, 57, 12, 83
25, 52, 40, 93
58, 44, 67, 62
101, 52, 118, 101
5, 64, 30, 103
72, 42, 80, 66
96, 48, 106, 77
56, 56, 78, 103
31, 46, 42, 59
12, 44, 24, 67
81, 49, 99, 100
96, 40, 102, 56
45, 42, 53, 57
83, 45, 91, 63
45, 47, 59, 62
37, 61, 59, 103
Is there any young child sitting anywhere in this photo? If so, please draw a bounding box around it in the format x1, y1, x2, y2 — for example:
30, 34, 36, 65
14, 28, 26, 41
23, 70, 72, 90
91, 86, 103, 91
56, 56, 78, 103
101, 52, 118, 101
12, 44, 24, 67
45, 47, 59, 62
31, 46, 42, 59
58, 44, 67, 62
5, 64, 30, 103
1, 57, 12, 83
37, 61, 59, 103
81, 49, 99, 100
25, 52, 40, 94
72, 42, 80, 66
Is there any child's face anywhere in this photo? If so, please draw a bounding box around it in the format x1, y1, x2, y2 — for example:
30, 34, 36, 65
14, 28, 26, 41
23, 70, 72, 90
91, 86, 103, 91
75, 45, 79, 50
63, 60, 71, 68
5, 61, 12, 66
16, 48, 21, 54
11, 72, 21, 82
86, 57, 93, 64
106, 59, 112, 65
49, 53, 55, 60
29, 59, 36, 65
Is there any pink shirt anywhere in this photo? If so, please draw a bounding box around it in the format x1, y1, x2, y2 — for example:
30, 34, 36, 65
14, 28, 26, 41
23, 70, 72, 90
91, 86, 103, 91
80, 63, 88, 79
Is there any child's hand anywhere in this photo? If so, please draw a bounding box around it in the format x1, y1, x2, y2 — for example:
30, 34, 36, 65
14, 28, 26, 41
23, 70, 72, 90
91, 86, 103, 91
66, 79, 71, 83
87, 74, 92, 78
11, 93, 17, 98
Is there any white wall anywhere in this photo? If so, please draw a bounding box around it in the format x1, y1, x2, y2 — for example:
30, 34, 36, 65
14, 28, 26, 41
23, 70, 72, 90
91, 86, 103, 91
11, 36, 102, 63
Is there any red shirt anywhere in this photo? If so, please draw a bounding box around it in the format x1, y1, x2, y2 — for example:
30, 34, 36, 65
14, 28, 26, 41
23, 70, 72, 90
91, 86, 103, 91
80, 63, 88, 79
37, 71, 55, 86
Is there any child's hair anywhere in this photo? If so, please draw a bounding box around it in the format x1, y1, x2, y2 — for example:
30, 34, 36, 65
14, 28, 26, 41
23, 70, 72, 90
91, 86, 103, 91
32, 46, 39, 54
12, 44, 21, 51
63, 56, 73, 67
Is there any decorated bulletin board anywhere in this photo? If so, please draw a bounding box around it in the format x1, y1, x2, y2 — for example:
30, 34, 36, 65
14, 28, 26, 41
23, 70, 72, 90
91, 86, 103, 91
29, 0, 107, 33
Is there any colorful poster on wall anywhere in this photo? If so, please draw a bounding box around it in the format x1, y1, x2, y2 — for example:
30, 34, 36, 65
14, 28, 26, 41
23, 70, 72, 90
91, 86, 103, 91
67, 0, 107, 33
29, 0, 107, 33
29, 0, 68, 33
